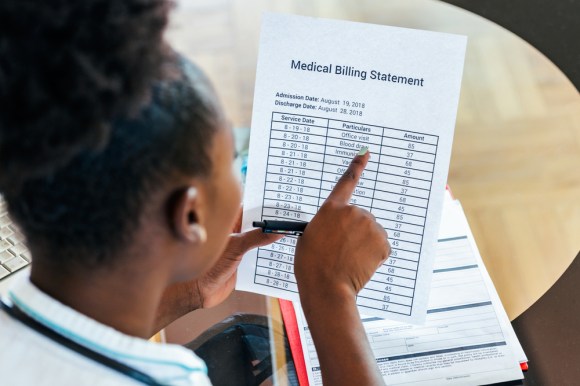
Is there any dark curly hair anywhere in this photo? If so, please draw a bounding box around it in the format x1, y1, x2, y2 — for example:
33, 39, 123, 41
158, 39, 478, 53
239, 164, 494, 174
0, 0, 172, 191
0, 1, 221, 267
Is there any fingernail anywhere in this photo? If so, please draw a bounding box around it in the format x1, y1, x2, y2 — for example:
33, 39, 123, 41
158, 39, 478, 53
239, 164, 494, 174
357, 146, 369, 156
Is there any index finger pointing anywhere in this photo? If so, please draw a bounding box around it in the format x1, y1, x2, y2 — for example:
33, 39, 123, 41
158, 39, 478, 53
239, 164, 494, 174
326, 146, 370, 204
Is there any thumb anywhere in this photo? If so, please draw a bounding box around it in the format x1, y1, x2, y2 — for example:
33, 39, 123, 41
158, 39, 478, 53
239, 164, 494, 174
231, 228, 284, 255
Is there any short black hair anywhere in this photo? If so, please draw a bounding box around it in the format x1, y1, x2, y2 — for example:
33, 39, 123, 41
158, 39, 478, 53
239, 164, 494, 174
0, 0, 172, 190
0, 1, 221, 267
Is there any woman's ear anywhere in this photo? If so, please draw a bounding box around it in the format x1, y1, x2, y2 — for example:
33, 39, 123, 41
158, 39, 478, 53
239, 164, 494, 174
172, 186, 207, 244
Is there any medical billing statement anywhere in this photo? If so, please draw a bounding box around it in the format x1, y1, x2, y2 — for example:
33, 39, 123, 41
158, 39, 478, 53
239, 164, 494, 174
237, 13, 467, 322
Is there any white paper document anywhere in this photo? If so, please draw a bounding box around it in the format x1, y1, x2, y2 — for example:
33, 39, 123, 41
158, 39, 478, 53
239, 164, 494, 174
295, 195, 526, 385
237, 13, 467, 322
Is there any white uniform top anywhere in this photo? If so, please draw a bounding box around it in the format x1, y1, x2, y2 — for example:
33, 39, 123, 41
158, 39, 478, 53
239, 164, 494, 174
0, 277, 212, 386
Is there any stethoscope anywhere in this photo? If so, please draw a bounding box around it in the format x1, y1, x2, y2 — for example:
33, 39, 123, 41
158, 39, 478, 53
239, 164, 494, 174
0, 300, 167, 386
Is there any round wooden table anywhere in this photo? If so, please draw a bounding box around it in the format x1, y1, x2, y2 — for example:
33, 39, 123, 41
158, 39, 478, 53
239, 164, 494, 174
164, 0, 580, 345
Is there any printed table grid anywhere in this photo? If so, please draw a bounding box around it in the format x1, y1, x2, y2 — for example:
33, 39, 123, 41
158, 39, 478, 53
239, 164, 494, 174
254, 112, 439, 315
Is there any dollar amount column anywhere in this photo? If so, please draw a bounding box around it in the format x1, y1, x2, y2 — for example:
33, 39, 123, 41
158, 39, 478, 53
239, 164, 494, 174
363, 127, 438, 315
255, 112, 329, 292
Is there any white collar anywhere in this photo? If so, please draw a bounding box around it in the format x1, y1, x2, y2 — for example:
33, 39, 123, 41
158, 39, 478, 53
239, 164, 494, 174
5, 277, 208, 385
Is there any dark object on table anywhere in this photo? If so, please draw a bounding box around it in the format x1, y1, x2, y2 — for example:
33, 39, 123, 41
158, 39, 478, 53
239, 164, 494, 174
441, 0, 580, 91
186, 314, 298, 386
511, 250, 580, 385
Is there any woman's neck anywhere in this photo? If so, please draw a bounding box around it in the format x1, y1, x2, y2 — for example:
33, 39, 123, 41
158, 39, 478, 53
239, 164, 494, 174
29, 257, 168, 339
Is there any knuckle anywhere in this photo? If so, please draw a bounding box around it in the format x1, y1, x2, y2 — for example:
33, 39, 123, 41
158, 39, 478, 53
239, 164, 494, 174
234, 234, 250, 255
362, 208, 376, 221
350, 157, 364, 167
344, 204, 358, 215
320, 200, 338, 213
384, 238, 392, 258
339, 168, 357, 182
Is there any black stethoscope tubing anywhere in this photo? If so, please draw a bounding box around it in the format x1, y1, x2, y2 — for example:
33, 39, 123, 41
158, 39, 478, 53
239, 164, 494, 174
0, 300, 166, 386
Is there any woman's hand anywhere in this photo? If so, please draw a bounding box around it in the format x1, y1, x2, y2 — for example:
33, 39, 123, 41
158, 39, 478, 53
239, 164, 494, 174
192, 229, 282, 309
294, 150, 390, 386
294, 150, 390, 301
153, 226, 281, 334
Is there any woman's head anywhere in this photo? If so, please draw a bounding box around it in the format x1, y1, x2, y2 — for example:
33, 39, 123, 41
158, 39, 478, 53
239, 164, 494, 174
0, 0, 242, 282
0, 0, 173, 189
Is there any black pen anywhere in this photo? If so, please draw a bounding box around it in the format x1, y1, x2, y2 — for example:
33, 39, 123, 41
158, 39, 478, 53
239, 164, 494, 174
252, 220, 308, 236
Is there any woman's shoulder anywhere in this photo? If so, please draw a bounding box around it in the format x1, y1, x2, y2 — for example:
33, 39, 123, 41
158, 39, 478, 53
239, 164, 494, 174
0, 312, 133, 385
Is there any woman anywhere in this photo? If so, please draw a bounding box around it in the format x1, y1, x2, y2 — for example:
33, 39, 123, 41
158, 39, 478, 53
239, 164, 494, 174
0, 1, 390, 385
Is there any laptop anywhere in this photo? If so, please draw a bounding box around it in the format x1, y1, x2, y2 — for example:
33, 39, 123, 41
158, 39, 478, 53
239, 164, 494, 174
0, 197, 31, 295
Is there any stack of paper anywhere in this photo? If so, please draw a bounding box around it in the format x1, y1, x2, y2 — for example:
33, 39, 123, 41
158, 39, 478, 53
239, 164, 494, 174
235, 12, 526, 385
285, 192, 526, 385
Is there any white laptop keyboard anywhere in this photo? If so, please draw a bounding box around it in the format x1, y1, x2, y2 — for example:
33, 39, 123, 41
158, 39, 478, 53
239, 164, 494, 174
0, 198, 30, 281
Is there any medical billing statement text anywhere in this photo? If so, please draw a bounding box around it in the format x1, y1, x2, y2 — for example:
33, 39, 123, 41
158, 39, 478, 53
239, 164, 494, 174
238, 13, 466, 323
